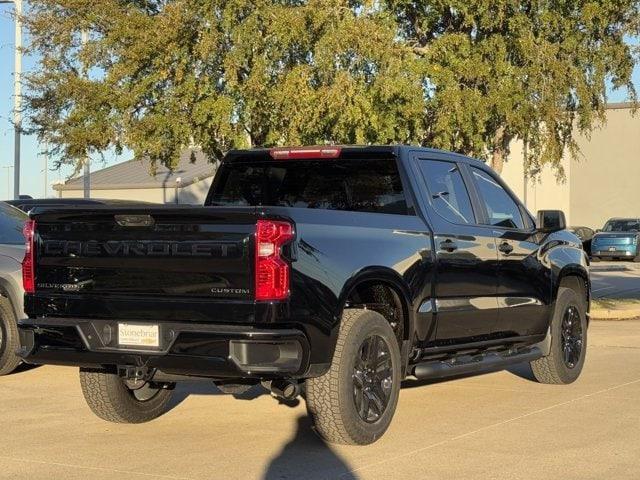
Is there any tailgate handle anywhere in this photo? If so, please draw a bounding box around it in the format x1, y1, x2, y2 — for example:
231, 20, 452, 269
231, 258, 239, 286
115, 214, 155, 227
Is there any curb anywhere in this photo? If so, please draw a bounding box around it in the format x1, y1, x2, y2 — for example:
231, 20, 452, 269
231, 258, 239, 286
590, 308, 640, 320
589, 265, 632, 273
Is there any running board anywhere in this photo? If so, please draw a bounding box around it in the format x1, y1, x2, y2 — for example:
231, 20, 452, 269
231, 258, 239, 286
412, 347, 543, 380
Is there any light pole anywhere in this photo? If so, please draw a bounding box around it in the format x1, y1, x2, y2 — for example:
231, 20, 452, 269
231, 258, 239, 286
1, 0, 22, 199
42, 141, 48, 197
80, 29, 91, 199
175, 177, 182, 205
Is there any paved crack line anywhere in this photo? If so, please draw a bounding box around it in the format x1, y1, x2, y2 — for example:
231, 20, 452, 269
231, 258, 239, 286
0, 456, 195, 480
340, 377, 640, 479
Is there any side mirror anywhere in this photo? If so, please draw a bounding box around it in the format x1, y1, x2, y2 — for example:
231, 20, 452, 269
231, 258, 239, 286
536, 210, 566, 233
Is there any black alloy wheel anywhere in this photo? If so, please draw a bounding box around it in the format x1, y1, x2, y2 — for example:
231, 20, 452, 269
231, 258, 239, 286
561, 305, 583, 369
352, 334, 394, 423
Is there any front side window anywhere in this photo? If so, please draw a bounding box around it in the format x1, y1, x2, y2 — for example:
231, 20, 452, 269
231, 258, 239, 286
209, 158, 410, 215
471, 167, 525, 229
418, 160, 475, 224
0, 202, 27, 245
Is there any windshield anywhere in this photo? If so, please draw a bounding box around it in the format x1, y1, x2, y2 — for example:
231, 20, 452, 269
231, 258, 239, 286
208, 159, 410, 215
603, 219, 640, 232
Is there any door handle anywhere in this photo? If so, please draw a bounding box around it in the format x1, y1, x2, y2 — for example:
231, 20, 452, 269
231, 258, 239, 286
498, 242, 514, 255
439, 239, 458, 252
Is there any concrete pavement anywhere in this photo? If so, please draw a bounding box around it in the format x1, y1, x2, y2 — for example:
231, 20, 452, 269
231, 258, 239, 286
590, 261, 640, 318
591, 261, 640, 300
1, 320, 640, 480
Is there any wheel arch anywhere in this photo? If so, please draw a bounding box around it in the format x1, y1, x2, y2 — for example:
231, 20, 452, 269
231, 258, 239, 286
556, 265, 590, 319
338, 268, 412, 331
0, 277, 21, 320
336, 267, 415, 373
556, 264, 589, 296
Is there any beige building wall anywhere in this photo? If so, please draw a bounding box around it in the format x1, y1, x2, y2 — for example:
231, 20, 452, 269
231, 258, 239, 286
58, 177, 214, 205
500, 140, 572, 224
569, 107, 640, 229
501, 105, 638, 229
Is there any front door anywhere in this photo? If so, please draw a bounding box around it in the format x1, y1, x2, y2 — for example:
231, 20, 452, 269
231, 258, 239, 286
467, 166, 550, 337
412, 156, 500, 343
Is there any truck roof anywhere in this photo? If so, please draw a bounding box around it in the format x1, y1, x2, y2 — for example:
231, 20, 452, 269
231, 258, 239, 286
224, 145, 486, 165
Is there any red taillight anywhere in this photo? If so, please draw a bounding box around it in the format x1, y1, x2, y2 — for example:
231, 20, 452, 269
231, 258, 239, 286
269, 147, 341, 160
22, 219, 36, 294
255, 219, 294, 301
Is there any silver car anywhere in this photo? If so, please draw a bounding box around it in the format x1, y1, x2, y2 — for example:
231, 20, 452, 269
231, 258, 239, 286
0, 202, 26, 375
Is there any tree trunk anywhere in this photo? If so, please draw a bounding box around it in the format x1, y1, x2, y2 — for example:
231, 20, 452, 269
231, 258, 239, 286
490, 126, 510, 174
491, 148, 505, 174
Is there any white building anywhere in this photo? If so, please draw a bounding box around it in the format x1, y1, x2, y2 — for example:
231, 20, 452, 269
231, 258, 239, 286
55, 148, 216, 205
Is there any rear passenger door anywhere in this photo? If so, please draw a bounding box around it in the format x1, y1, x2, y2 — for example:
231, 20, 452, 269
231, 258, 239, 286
412, 155, 500, 343
468, 166, 550, 337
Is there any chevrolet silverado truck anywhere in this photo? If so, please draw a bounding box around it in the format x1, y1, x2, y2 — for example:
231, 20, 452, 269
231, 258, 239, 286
17, 146, 590, 445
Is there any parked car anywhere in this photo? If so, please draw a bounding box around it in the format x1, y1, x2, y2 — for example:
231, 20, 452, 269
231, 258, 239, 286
0, 202, 27, 375
17, 146, 590, 445
5, 197, 156, 213
591, 218, 640, 262
569, 226, 595, 253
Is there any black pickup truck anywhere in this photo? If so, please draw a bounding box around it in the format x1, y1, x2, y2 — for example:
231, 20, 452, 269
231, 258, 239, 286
18, 145, 589, 445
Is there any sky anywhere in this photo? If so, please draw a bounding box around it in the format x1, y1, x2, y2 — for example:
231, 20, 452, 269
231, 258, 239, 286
1, 4, 639, 200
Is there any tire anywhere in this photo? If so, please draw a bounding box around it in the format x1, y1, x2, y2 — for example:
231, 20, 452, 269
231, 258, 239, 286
305, 309, 402, 445
0, 297, 21, 376
79, 368, 174, 423
531, 287, 587, 385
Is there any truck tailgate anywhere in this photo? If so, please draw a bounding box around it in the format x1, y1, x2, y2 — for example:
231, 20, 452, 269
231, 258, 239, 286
29, 206, 258, 322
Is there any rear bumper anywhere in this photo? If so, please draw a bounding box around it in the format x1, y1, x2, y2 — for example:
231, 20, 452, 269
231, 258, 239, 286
17, 317, 314, 379
592, 246, 637, 257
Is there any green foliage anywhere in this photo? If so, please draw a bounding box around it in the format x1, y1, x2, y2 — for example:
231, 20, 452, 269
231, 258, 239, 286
389, 0, 640, 175
24, 0, 640, 176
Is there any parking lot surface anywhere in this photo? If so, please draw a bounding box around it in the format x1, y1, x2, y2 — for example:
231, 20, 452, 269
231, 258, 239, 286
591, 261, 640, 300
2, 320, 640, 480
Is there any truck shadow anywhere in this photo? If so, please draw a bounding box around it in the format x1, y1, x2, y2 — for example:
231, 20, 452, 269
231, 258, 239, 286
506, 362, 537, 381
7, 363, 41, 375
262, 415, 358, 480
167, 382, 270, 410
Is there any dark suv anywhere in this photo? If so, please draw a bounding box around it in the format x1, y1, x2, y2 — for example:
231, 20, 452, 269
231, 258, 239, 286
18, 146, 589, 445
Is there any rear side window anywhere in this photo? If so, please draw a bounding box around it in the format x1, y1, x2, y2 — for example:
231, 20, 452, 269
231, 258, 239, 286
418, 160, 475, 224
0, 202, 27, 245
471, 167, 525, 230
209, 159, 410, 215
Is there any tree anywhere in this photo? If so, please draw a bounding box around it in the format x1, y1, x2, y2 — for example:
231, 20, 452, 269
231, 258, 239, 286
388, 0, 640, 176
24, 0, 424, 170
24, 1, 640, 178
